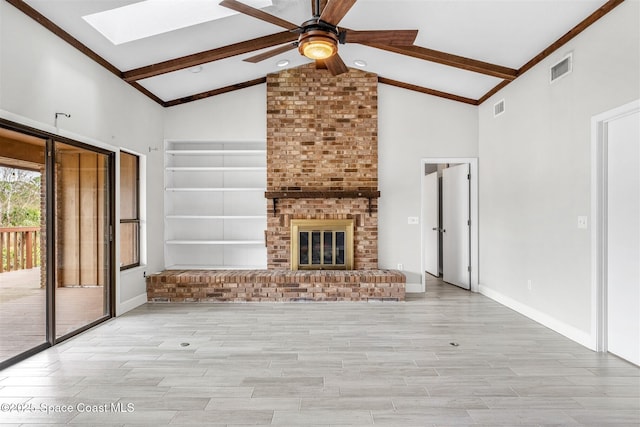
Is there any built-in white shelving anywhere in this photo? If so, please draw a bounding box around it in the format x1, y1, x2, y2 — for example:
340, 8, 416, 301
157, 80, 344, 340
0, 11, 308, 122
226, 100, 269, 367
165, 265, 264, 270
166, 215, 266, 220
165, 187, 266, 192
165, 167, 266, 171
166, 240, 264, 245
166, 149, 266, 156
164, 140, 267, 269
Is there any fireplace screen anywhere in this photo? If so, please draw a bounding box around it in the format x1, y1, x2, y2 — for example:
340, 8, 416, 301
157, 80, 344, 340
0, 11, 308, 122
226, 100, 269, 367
290, 219, 354, 270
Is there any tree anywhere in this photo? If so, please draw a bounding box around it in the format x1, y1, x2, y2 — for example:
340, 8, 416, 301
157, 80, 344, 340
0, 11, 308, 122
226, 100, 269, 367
0, 167, 41, 227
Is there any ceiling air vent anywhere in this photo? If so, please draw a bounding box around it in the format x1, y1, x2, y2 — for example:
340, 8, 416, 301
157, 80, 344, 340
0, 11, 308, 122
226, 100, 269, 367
550, 53, 572, 83
494, 99, 505, 117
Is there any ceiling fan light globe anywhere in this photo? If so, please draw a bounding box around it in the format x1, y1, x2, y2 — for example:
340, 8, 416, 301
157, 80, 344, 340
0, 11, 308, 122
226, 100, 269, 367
298, 31, 338, 60
302, 40, 335, 59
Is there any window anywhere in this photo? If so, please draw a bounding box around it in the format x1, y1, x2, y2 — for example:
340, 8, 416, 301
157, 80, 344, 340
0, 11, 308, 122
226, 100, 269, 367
119, 151, 139, 270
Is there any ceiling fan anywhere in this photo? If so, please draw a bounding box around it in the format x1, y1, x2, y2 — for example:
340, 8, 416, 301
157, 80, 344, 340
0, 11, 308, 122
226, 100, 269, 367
219, 0, 419, 76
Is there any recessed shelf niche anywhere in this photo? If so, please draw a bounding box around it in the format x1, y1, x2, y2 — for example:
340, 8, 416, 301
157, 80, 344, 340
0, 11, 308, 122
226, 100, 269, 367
164, 140, 267, 270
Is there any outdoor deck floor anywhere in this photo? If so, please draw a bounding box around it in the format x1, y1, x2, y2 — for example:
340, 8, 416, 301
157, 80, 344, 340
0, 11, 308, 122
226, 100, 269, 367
0, 268, 105, 362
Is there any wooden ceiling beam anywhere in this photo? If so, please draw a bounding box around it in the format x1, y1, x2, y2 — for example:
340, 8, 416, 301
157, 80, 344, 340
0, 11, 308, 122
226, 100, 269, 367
162, 75, 480, 108
378, 77, 478, 105
123, 32, 298, 82
164, 77, 267, 107
364, 43, 518, 80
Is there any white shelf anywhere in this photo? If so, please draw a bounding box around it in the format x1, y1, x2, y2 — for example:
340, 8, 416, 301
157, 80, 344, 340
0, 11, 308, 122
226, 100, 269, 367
166, 215, 266, 220
166, 166, 266, 171
165, 187, 266, 192
165, 265, 265, 270
166, 240, 264, 245
166, 150, 266, 155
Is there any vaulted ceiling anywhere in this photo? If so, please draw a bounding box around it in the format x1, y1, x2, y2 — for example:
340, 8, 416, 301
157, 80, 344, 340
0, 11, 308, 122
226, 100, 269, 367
8, 0, 622, 107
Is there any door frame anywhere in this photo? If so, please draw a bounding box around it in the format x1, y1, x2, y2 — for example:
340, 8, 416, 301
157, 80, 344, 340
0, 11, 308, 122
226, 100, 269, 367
420, 157, 478, 293
422, 170, 439, 278
590, 99, 640, 352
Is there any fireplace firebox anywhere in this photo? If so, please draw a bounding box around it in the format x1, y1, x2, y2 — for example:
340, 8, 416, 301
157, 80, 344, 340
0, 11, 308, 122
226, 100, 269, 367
290, 219, 354, 270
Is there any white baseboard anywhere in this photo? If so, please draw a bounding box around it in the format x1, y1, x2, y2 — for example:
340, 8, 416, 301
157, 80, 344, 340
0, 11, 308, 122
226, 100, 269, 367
479, 284, 595, 351
116, 294, 147, 316
405, 283, 424, 293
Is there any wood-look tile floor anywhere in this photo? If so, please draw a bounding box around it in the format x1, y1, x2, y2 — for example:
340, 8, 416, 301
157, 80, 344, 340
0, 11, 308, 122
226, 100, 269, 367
0, 278, 638, 426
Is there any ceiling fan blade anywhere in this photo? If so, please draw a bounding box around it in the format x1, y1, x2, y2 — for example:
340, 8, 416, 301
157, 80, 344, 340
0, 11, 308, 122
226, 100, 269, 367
319, 0, 357, 26
324, 53, 349, 76
345, 29, 418, 46
244, 43, 297, 63
219, 0, 300, 31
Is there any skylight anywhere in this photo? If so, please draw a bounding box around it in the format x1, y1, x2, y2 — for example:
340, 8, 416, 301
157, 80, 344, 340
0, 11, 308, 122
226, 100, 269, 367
83, 0, 273, 45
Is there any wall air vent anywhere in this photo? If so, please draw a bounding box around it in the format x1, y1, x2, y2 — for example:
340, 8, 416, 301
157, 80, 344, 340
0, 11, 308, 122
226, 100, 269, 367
493, 99, 505, 117
550, 53, 573, 83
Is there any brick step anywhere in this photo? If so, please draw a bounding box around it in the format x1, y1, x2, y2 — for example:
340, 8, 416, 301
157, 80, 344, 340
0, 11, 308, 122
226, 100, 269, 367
147, 269, 405, 302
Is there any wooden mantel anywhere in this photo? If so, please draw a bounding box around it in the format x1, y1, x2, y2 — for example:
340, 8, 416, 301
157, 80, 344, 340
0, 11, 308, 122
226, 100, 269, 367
265, 190, 381, 215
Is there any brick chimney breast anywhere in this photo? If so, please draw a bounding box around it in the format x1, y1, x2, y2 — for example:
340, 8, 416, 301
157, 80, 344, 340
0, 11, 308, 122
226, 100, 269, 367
266, 63, 379, 270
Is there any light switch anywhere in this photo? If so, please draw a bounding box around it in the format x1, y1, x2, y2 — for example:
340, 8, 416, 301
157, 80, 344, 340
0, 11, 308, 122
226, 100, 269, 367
577, 216, 588, 229
408, 217, 419, 225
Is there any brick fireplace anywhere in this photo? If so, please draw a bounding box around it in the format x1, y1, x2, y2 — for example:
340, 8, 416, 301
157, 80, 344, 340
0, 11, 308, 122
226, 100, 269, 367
147, 64, 405, 302
266, 63, 379, 270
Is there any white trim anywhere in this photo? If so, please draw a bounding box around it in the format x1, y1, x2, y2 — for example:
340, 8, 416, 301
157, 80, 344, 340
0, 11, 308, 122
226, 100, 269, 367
116, 293, 147, 316
479, 284, 593, 349
115, 148, 148, 318
420, 157, 478, 293
590, 99, 640, 352
0, 109, 118, 153
405, 283, 423, 293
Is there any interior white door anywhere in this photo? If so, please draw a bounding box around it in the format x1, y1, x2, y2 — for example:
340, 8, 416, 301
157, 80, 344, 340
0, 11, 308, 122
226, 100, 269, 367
607, 110, 640, 366
442, 164, 470, 289
423, 171, 439, 277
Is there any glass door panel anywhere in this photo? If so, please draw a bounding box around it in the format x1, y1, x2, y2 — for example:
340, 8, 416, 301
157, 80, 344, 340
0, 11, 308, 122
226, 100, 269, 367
54, 142, 110, 338
0, 128, 47, 364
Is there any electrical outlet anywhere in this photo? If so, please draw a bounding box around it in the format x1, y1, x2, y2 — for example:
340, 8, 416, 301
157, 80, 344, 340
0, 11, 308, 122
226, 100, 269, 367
527, 279, 532, 291
397, 264, 403, 270
577, 216, 588, 229
408, 217, 419, 225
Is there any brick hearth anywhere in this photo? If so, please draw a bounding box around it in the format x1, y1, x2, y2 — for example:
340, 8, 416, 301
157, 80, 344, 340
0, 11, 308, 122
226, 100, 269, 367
147, 270, 405, 302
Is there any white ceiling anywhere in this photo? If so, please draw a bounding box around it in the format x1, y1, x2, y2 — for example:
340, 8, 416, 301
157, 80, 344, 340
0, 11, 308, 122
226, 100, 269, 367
22, 0, 610, 104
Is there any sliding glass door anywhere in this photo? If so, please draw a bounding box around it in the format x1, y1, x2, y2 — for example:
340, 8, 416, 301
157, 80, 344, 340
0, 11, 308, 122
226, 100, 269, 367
0, 128, 48, 364
54, 142, 111, 338
0, 122, 114, 368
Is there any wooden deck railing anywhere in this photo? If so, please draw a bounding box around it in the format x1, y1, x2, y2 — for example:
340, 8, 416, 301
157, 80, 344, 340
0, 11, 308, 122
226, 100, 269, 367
0, 227, 41, 273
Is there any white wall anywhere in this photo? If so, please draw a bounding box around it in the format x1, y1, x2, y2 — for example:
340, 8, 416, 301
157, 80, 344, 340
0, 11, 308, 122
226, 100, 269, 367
164, 85, 267, 140
0, 2, 165, 314
378, 85, 478, 285
478, 0, 640, 348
